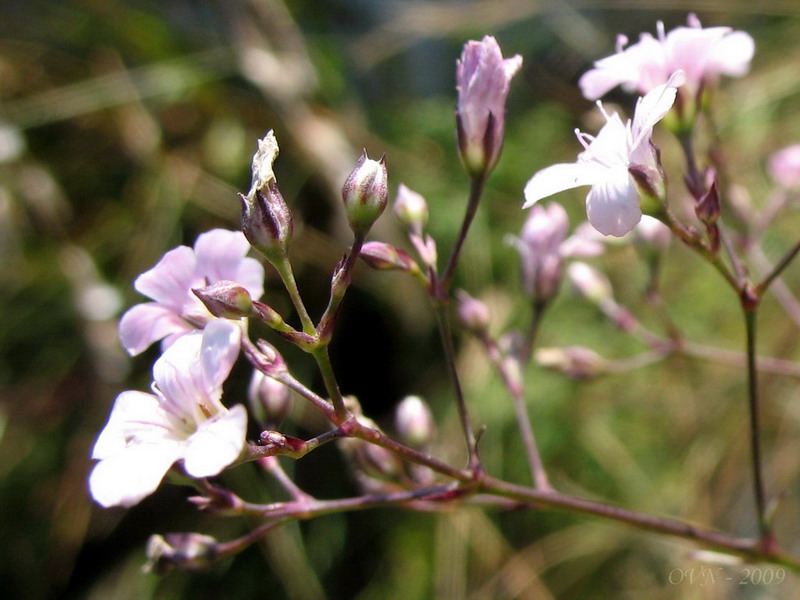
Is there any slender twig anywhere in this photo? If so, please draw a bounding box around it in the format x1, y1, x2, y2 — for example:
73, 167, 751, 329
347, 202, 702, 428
238, 484, 456, 518
272, 255, 316, 335
435, 304, 481, 472
743, 307, 770, 543
478, 306, 550, 490
478, 476, 799, 568
756, 239, 800, 296
749, 245, 800, 328
440, 173, 487, 290
258, 457, 314, 502
310, 346, 348, 422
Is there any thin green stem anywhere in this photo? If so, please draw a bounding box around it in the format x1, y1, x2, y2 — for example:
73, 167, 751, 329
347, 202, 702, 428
440, 173, 487, 291
311, 346, 348, 423
744, 307, 770, 542
273, 255, 316, 335
435, 304, 481, 472
756, 239, 800, 296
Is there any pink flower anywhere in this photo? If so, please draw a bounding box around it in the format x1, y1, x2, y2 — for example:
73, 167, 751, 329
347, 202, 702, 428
456, 36, 522, 175
89, 320, 247, 508
523, 78, 681, 237
768, 144, 800, 189
118, 229, 264, 355
509, 204, 604, 302
579, 14, 754, 101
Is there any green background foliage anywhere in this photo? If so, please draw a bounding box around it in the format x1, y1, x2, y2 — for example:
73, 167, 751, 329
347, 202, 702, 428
2, 1, 800, 598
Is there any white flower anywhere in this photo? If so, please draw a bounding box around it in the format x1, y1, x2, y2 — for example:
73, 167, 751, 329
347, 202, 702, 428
523, 76, 681, 237
89, 320, 247, 508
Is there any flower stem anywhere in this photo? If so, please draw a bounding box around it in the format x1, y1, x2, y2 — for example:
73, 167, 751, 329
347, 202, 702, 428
743, 306, 770, 542
440, 173, 487, 291
756, 238, 800, 296
273, 255, 316, 335
435, 304, 481, 472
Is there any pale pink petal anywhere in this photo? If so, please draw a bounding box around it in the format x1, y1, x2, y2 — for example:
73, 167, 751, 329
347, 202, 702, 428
182, 405, 247, 477
707, 31, 755, 78
631, 80, 679, 140
89, 442, 183, 508
134, 246, 200, 308
118, 302, 191, 356
234, 257, 265, 300
585, 166, 642, 236
200, 320, 242, 393
153, 331, 210, 419
523, 162, 608, 208
193, 229, 252, 282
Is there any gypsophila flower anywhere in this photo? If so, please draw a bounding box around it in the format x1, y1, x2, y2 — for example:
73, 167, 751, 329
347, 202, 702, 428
456, 36, 522, 176
89, 320, 247, 508
579, 13, 754, 102
523, 77, 682, 236
118, 229, 264, 355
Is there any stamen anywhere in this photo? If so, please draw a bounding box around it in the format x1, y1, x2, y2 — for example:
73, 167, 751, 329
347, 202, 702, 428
657, 21, 665, 42
615, 34, 629, 54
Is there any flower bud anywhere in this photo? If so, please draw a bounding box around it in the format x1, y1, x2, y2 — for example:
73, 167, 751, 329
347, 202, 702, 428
768, 144, 800, 189
456, 36, 522, 176
359, 241, 419, 272
395, 395, 435, 448
144, 533, 219, 575
567, 262, 612, 305
456, 290, 491, 334
248, 369, 292, 428
241, 131, 294, 263
695, 180, 721, 226
515, 203, 569, 303
535, 346, 607, 379
342, 151, 388, 236
192, 280, 253, 319
394, 184, 429, 234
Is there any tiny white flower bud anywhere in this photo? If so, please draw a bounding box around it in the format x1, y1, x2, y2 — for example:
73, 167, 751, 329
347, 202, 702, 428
395, 395, 435, 448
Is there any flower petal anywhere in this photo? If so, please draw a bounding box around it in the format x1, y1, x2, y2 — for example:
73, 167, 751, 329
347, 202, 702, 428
92, 391, 176, 460
118, 302, 191, 356
183, 405, 247, 478
585, 167, 642, 236
193, 229, 253, 283
134, 246, 200, 308
89, 442, 183, 508
200, 319, 242, 393
523, 162, 608, 208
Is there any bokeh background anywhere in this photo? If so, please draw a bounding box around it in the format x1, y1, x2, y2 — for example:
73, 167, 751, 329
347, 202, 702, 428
3, 1, 800, 598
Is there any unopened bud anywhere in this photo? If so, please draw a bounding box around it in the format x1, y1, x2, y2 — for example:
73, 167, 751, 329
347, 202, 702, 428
695, 180, 721, 226
394, 184, 429, 233
567, 262, 612, 304
193, 280, 253, 318
456, 36, 522, 176
248, 369, 292, 428
249, 339, 288, 377
536, 346, 607, 379
395, 395, 435, 448
456, 290, 491, 333
241, 131, 294, 263
342, 151, 388, 236
144, 533, 219, 575
629, 163, 666, 206
359, 241, 419, 272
